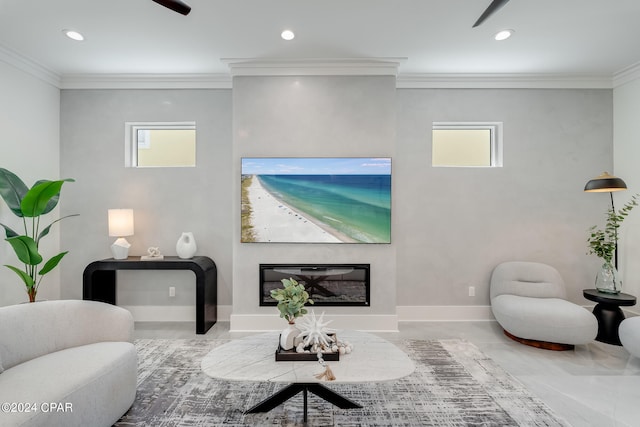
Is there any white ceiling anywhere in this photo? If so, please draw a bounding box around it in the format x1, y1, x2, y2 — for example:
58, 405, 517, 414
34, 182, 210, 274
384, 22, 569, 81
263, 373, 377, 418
1, 0, 640, 84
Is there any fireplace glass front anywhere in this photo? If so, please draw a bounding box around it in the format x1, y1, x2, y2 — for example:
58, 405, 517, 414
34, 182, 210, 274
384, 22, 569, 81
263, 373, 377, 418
260, 264, 370, 307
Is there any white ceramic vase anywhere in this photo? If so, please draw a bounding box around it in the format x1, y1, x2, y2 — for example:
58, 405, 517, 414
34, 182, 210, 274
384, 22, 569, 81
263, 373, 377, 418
176, 232, 197, 259
280, 322, 301, 351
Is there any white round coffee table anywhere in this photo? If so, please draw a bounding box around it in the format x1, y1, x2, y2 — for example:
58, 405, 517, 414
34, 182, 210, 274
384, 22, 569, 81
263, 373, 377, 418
201, 330, 414, 421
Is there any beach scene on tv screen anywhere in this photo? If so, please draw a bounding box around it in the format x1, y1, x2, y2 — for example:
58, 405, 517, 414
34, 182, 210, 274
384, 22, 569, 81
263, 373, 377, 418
241, 157, 391, 243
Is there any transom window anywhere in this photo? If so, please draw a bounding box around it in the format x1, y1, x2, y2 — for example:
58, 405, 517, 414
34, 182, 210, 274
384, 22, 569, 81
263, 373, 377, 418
125, 122, 196, 168
432, 122, 503, 167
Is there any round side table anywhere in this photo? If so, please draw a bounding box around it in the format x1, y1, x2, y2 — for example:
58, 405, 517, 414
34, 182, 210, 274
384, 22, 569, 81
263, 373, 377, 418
583, 289, 637, 345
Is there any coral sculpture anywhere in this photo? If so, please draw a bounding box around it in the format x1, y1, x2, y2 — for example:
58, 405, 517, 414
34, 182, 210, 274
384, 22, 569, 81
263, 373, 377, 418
296, 310, 336, 348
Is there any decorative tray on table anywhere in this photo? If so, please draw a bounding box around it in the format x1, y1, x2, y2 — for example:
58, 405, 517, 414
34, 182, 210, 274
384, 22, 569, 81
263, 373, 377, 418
275, 334, 340, 362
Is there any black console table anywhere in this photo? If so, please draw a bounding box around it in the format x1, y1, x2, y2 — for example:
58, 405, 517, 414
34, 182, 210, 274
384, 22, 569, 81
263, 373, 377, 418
83, 256, 217, 334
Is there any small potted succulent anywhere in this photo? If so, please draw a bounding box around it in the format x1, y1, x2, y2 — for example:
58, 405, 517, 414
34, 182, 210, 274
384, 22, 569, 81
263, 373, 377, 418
270, 277, 313, 350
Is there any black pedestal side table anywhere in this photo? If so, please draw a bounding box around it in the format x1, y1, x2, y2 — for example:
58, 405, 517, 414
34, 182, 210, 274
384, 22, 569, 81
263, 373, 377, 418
583, 289, 636, 345
83, 256, 217, 334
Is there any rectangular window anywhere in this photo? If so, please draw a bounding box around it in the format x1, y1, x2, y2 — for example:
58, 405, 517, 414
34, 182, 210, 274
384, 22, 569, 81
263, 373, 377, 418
432, 122, 502, 167
125, 122, 196, 168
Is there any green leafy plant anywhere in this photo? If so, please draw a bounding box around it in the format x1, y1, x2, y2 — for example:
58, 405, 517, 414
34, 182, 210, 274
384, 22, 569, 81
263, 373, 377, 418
0, 168, 77, 302
270, 277, 314, 323
587, 194, 638, 264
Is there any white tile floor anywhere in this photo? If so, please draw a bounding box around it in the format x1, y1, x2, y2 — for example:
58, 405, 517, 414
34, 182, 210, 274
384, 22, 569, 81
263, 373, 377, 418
134, 321, 640, 427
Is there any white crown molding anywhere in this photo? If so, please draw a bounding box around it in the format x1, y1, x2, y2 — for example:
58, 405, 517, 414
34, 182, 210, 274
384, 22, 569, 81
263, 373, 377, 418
56, 71, 626, 90
60, 73, 232, 89
613, 61, 640, 88
4, 42, 636, 90
0, 44, 60, 87
222, 57, 405, 77
396, 73, 614, 89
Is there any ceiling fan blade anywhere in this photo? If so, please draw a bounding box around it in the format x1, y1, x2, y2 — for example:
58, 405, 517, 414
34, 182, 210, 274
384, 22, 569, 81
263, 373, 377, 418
152, 0, 191, 16
472, 0, 510, 28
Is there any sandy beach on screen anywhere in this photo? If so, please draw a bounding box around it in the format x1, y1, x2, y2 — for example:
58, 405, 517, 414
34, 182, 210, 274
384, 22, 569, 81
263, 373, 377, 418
245, 175, 349, 243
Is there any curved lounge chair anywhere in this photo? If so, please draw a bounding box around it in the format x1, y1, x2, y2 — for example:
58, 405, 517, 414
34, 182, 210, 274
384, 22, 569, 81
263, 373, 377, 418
490, 261, 597, 350
619, 316, 640, 358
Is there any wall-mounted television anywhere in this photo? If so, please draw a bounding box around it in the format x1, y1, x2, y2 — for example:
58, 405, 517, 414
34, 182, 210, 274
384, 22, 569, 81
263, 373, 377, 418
241, 157, 391, 243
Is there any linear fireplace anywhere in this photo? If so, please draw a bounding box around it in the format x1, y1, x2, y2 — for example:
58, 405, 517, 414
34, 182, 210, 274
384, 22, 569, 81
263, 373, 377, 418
260, 264, 370, 307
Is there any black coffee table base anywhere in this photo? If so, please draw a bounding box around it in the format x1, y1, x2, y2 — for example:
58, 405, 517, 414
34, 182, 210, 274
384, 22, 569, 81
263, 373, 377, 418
245, 382, 362, 422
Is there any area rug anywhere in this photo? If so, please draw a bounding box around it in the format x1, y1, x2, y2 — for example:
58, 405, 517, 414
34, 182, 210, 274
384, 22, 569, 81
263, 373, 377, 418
115, 338, 569, 426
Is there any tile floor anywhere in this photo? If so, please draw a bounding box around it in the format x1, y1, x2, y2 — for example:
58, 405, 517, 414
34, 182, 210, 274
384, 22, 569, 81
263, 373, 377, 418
134, 320, 640, 427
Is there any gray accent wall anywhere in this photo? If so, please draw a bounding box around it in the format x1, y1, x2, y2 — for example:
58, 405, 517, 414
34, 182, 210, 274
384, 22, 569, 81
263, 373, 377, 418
55, 82, 614, 320
614, 79, 640, 301
395, 89, 613, 307
59, 89, 233, 307
231, 75, 398, 321
0, 61, 60, 306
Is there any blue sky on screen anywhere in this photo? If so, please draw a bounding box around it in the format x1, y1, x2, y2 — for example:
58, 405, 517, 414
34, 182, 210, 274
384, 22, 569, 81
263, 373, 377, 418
241, 157, 391, 175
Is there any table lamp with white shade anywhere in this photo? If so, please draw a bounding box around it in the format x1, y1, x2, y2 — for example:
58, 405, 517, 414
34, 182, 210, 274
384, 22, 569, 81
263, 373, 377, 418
108, 209, 134, 259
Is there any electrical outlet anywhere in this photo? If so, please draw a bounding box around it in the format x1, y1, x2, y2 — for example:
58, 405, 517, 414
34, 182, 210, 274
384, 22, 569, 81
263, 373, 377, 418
468, 286, 475, 297
169, 286, 176, 297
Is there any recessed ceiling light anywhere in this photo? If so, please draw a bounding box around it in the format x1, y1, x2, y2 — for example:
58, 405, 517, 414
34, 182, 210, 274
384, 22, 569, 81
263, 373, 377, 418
63, 29, 84, 41
494, 29, 514, 41
281, 30, 295, 41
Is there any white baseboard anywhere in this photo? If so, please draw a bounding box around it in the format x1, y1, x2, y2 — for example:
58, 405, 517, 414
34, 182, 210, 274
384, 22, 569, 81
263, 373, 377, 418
121, 304, 638, 325
395, 305, 640, 322
122, 305, 232, 322
122, 305, 492, 325
229, 314, 399, 332
397, 305, 495, 321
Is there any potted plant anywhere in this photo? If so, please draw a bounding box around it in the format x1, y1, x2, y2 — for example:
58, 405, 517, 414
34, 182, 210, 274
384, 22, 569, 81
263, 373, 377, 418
587, 194, 638, 293
0, 168, 77, 302
270, 277, 314, 350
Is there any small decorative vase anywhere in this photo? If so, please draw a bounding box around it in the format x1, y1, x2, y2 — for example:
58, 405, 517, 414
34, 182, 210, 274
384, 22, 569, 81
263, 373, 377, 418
176, 232, 197, 259
280, 322, 301, 351
595, 262, 621, 294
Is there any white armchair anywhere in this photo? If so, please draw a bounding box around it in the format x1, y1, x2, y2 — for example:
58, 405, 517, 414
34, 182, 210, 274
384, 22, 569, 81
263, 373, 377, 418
619, 316, 640, 358
490, 261, 597, 350
0, 300, 137, 427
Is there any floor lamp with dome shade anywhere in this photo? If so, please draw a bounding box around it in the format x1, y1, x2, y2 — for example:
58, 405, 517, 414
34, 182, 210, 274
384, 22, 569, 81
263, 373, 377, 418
584, 172, 627, 270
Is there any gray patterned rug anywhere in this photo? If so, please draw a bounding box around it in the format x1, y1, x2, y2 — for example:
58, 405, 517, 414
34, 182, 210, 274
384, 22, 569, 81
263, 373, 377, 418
115, 338, 569, 426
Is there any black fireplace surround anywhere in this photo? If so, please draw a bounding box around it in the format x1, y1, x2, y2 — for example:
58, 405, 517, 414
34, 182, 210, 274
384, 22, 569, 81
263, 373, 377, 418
260, 264, 370, 307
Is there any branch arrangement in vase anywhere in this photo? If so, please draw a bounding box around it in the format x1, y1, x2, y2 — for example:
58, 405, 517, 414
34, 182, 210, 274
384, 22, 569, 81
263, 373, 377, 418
587, 194, 638, 264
